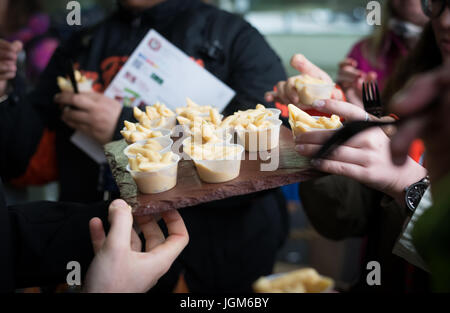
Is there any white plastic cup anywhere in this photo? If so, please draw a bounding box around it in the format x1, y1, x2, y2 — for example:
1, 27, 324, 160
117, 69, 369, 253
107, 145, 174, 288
262, 272, 335, 293
126, 154, 180, 194
235, 119, 282, 152
59, 80, 93, 93
266, 108, 281, 121
124, 137, 173, 159
191, 144, 244, 184
123, 127, 172, 145
150, 115, 177, 130
198, 112, 224, 123
182, 133, 232, 149
295, 83, 334, 106
290, 116, 342, 139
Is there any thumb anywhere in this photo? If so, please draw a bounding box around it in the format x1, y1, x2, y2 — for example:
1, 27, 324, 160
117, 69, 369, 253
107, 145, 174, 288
290, 54, 333, 84
12, 41, 23, 53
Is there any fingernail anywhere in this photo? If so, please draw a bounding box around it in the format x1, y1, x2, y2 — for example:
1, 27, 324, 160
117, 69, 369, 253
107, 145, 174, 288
109, 200, 121, 211
311, 159, 321, 167
110, 200, 131, 211
313, 100, 325, 108
295, 145, 305, 153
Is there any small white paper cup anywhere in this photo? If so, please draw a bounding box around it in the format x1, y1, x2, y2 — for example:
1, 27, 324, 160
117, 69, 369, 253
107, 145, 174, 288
296, 82, 334, 106
235, 119, 282, 152
126, 154, 180, 194
124, 137, 173, 159
191, 144, 244, 184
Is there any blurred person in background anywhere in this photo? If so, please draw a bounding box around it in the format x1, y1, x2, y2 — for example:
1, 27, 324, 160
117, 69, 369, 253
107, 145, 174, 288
0, 0, 60, 204
0, 0, 288, 293
337, 0, 428, 107
0, 0, 59, 86
270, 0, 449, 292
389, 62, 450, 292
386, 0, 450, 291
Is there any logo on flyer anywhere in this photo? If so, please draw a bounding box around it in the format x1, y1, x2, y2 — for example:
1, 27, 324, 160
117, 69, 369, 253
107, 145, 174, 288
148, 38, 162, 51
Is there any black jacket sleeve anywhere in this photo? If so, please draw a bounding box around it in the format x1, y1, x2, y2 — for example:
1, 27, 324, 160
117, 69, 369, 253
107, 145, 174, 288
299, 175, 384, 240
8, 199, 109, 289
0, 49, 64, 181
223, 21, 286, 116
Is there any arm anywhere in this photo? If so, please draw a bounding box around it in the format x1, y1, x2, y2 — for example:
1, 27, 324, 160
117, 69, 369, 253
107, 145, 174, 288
8, 198, 109, 289
223, 22, 286, 116
0, 47, 66, 181
299, 175, 382, 240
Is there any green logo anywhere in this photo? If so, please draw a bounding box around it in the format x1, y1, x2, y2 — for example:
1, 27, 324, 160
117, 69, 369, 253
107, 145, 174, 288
151, 73, 164, 85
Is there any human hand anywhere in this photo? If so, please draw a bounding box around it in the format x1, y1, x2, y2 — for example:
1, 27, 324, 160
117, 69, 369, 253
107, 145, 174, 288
0, 40, 23, 96
309, 98, 396, 136
336, 58, 377, 109
54, 92, 122, 144
264, 54, 344, 109
84, 200, 189, 293
390, 63, 450, 185
295, 127, 427, 205
309, 98, 370, 122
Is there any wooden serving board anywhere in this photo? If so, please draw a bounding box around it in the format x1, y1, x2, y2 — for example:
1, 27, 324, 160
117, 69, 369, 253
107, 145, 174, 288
105, 126, 317, 216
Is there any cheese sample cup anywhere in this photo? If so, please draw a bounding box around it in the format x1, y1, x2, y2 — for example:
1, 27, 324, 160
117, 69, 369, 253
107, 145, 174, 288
57, 71, 93, 92
124, 137, 173, 159
133, 103, 176, 131
266, 108, 282, 121
150, 115, 177, 130
288, 104, 342, 139
127, 153, 180, 194
189, 144, 244, 184
176, 98, 222, 121
235, 119, 282, 152
121, 124, 171, 145
182, 133, 232, 150
294, 75, 334, 105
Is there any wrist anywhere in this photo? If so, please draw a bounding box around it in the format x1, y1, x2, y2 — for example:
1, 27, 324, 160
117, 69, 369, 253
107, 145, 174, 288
389, 159, 428, 207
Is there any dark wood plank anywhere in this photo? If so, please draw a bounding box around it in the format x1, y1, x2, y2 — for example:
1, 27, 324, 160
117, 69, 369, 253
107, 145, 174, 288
105, 126, 318, 216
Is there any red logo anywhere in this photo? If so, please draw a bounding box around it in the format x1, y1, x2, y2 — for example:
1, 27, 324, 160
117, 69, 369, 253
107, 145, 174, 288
148, 38, 161, 51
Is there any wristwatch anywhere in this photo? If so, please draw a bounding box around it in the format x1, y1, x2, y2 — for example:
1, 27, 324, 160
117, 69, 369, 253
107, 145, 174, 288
405, 176, 430, 213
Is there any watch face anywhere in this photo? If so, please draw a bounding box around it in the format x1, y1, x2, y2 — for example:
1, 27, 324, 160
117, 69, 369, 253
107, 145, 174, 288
406, 182, 428, 212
